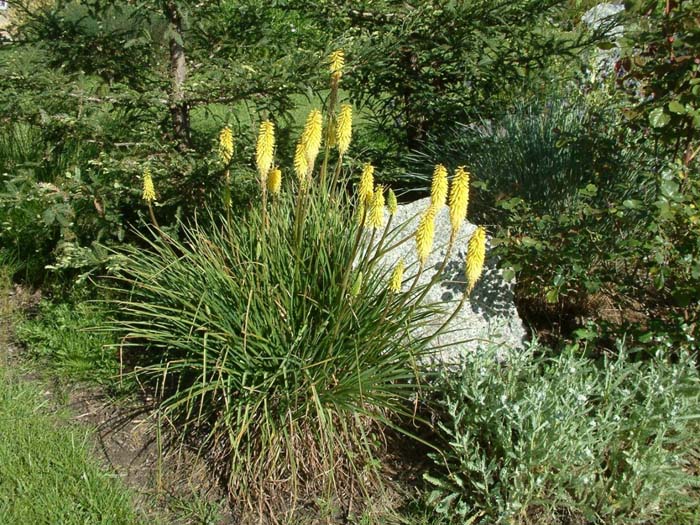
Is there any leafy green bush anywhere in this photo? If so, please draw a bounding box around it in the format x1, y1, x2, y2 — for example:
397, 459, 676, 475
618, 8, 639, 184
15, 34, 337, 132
0, 122, 80, 281
425, 344, 700, 524
490, 148, 700, 349
0, 118, 132, 283
408, 88, 699, 349
618, 0, 700, 160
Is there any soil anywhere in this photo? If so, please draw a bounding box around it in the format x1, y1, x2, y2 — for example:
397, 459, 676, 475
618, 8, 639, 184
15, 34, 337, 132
66, 385, 233, 524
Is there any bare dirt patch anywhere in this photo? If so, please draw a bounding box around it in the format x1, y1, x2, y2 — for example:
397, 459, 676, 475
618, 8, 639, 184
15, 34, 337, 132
66, 385, 232, 524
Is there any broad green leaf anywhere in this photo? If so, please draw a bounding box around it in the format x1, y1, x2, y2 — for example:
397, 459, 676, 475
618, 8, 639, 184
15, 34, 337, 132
545, 288, 559, 304
520, 236, 538, 248
668, 100, 686, 114
649, 107, 670, 128
660, 179, 680, 200
42, 208, 56, 226
502, 268, 516, 282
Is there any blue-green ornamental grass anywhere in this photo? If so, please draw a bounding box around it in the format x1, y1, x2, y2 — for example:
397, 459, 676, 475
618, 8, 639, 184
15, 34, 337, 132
425, 344, 700, 524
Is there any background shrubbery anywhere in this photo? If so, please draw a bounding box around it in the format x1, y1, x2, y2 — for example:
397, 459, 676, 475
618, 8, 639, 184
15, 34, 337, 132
2, 0, 700, 523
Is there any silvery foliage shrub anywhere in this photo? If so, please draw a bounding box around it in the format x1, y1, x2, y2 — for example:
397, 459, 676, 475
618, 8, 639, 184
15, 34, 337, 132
425, 343, 700, 524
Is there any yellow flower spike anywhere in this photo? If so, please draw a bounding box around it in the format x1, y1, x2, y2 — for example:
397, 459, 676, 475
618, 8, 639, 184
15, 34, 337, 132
255, 120, 275, 181
415, 205, 437, 265
329, 49, 345, 82
466, 226, 487, 293
294, 142, 309, 188
359, 163, 375, 206
449, 166, 471, 234
301, 109, 323, 176
389, 259, 405, 293
366, 185, 385, 229
356, 203, 366, 226
218, 126, 234, 164
142, 168, 156, 203
431, 164, 449, 209
267, 167, 282, 195
336, 104, 353, 155
387, 188, 398, 216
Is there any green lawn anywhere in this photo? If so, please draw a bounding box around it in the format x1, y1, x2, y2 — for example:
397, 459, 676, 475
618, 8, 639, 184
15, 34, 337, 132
0, 363, 141, 525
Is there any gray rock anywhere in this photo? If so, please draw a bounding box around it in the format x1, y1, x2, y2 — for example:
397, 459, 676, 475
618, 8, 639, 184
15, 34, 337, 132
581, 3, 626, 83
365, 197, 526, 365
582, 3, 625, 38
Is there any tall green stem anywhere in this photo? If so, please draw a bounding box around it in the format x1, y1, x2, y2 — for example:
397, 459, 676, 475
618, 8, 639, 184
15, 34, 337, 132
320, 79, 338, 187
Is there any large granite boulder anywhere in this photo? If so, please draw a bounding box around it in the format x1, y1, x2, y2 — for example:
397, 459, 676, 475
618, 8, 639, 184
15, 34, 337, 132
582, 3, 626, 83
582, 3, 625, 38
369, 197, 526, 364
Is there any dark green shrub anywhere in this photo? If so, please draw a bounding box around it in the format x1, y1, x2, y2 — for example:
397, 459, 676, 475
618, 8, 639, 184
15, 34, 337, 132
425, 344, 700, 524
323, 0, 604, 163
491, 154, 700, 349
406, 89, 699, 349
618, 0, 700, 163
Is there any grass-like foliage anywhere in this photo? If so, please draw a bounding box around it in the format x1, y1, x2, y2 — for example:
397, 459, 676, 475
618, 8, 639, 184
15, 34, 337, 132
108, 186, 436, 516
425, 344, 700, 524
105, 50, 486, 520
16, 300, 121, 383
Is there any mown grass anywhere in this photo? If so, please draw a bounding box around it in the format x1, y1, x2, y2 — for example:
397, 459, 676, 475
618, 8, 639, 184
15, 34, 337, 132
0, 263, 141, 525
0, 366, 142, 525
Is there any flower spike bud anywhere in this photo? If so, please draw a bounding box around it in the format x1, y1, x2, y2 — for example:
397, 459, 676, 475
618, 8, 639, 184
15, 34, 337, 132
387, 188, 398, 216
336, 104, 353, 155
358, 163, 375, 206
389, 260, 405, 293
256, 120, 275, 181
415, 205, 437, 265
218, 126, 234, 164
431, 164, 448, 209
329, 49, 345, 82
294, 142, 308, 187
327, 117, 337, 149
301, 109, 323, 176
366, 185, 385, 229
449, 166, 470, 234
466, 226, 487, 293
350, 271, 363, 297
356, 203, 366, 226
267, 167, 282, 195
142, 168, 156, 203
